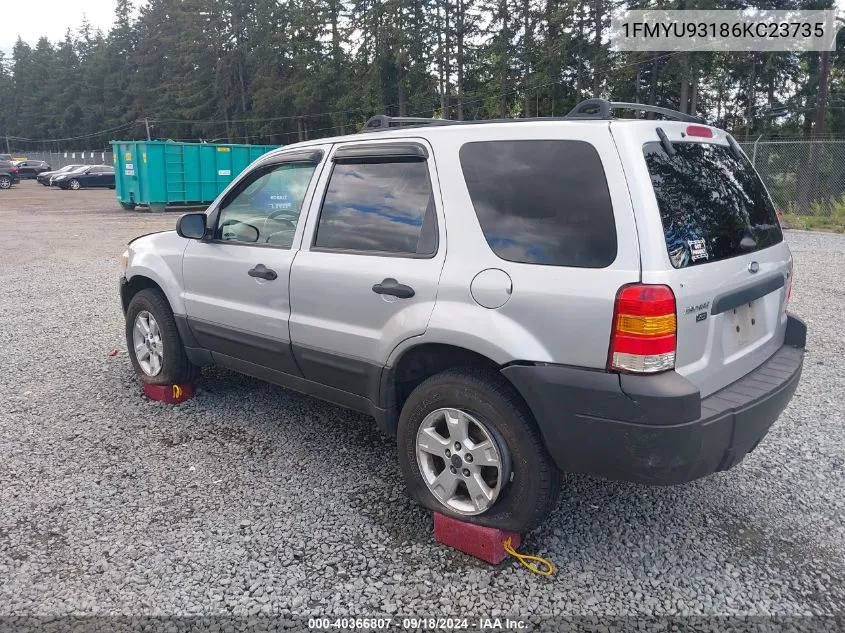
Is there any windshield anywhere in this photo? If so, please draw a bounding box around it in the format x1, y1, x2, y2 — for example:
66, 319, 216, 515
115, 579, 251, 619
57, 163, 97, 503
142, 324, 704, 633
643, 141, 783, 268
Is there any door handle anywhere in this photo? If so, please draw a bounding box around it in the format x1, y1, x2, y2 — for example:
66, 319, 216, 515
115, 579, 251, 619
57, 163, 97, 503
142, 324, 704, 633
248, 264, 278, 281
372, 278, 415, 299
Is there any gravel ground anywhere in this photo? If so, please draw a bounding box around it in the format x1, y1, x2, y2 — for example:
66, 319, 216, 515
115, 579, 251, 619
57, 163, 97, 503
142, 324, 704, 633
0, 181, 843, 623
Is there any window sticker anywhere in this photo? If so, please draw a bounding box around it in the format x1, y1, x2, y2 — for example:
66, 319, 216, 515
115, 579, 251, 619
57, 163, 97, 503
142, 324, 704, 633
688, 238, 709, 261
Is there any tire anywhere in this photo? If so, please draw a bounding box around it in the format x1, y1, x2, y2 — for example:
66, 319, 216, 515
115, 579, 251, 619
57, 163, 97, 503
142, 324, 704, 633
397, 368, 560, 533
0, 176, 11, 189
125, 288, 197, 385
68, 178, 81, 190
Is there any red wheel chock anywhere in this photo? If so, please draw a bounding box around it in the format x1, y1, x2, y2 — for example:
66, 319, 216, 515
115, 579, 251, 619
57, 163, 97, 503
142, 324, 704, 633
433, 512, 520, 565
142, 382, 194, 404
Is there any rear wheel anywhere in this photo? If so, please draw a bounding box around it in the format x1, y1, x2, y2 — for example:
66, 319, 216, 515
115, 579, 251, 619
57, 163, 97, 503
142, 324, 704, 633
125, 288, 197, 385
0, 176, 11, 189
397, 368, 560, 533
68, 178, 81, 190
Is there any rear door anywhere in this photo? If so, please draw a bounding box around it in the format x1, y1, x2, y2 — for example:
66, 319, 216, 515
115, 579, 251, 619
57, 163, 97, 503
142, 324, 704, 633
99, 166, 115, 187
288, 139, 445, 400
612, 122, 791, 397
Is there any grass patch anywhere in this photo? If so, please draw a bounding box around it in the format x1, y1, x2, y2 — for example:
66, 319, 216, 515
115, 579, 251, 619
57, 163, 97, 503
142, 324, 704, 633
781, 213, 845, 233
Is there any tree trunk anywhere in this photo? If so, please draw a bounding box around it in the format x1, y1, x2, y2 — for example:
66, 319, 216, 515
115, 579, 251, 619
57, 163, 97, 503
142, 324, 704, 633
745, 54, 757, 141
647, 54, 659, 118
679, 54, 689, 113
797, 50, 830, 214
456, 0, 465, 120
329, 0, 341, 72
444, 0, 451, 117
576, 1, 584, 102
498, 0, 508, 117
523, 0, 532, 117
437, 2, 446, 115
592, 0, 603, 97
689, 74, 698, 117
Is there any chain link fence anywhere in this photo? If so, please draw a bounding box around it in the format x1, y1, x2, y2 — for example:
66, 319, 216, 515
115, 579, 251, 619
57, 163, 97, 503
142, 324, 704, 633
740, 139, 845, 221
7, 149, 113, 169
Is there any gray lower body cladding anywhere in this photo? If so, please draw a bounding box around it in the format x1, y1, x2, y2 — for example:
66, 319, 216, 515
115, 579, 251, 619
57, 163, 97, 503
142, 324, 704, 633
501, 315, 807, 485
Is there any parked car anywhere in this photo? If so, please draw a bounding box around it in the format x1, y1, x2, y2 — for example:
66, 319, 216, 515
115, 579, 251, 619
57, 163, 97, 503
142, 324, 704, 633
0, 153, 13, 162
0, 161, 21, 189
14, 159, 51, 179
120, 99, 806, 533
53, 165, 115, 190
37, 164, 85, 186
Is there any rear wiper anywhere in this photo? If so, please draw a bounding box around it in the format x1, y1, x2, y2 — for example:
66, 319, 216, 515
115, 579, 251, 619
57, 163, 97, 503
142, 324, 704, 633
656, 127, 676, 157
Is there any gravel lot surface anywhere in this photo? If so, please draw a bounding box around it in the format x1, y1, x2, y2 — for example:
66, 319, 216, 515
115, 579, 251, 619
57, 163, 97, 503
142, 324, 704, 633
0, 180, 843, 622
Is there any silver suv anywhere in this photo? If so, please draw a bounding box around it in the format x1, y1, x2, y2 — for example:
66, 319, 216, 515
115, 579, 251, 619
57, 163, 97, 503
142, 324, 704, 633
120, 100, 806, 533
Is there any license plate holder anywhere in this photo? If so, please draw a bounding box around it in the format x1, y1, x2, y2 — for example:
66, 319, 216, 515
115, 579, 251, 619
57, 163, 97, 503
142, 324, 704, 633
731, 301, 758, 348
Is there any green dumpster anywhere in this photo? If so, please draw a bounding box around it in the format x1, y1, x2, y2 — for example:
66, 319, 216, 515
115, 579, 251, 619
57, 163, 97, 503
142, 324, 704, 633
110, 140, 279, 211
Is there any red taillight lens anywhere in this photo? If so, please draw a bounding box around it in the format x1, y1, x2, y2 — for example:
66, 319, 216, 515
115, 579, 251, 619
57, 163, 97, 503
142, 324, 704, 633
608, 284, 677, 374
686, 125, 713, 138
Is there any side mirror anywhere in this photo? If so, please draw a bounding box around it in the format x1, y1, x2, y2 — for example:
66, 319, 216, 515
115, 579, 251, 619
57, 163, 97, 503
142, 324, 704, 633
176, 213, 207, 240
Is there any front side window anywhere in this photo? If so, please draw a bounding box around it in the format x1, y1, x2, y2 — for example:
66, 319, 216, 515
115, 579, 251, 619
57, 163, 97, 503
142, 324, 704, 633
216, 161, 318, 247
314, 158, 436, 255
460, 140, 617, 268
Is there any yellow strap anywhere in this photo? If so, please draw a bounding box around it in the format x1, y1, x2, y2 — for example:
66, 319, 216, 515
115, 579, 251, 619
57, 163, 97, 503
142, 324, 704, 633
502, 537, 554, 576
172, 384, 183, 399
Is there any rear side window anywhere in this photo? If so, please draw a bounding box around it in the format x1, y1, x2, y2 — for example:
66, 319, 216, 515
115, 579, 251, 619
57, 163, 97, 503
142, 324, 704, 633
644, 141, 783, 268
314, 159, 436, 255
459, 140, 617, 268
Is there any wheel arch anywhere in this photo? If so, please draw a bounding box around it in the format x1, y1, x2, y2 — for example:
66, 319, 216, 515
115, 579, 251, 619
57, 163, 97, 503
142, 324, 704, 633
379, 341, 533, 436
121, 266, 185, 318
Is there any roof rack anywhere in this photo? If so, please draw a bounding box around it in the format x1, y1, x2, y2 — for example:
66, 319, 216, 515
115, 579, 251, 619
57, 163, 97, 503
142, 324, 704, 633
362, 115, 460, 132
361, 99, 705, 132
567, 99, 705, 123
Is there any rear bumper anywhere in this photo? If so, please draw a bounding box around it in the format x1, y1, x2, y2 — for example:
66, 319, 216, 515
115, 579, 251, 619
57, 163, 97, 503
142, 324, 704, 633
502, 315, 806, 485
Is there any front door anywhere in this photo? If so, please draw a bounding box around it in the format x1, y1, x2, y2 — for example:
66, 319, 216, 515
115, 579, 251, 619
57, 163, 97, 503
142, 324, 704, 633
288, 139, 446, 400
182, 148, 328, 375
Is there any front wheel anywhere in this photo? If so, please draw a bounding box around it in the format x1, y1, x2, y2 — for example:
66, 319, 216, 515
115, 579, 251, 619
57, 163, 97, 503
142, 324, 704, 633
125, 288, 197, 385
0, 176, 11, 189
68, 178, 81, 190
397, 368, 560, 533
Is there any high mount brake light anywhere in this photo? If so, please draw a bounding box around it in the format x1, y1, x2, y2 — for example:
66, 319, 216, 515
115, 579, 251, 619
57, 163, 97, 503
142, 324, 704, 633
608, 284, 677, 374
686, 125, 713, 138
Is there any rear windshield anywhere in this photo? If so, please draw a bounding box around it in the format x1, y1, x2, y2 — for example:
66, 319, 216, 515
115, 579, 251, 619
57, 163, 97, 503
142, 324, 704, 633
643, 141, 782, 268
460, 140, 617, 268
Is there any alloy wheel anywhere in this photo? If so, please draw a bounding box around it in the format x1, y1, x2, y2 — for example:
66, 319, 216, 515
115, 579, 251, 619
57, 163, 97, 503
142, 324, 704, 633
415, 407, 508, 515
132, 310, 164, 376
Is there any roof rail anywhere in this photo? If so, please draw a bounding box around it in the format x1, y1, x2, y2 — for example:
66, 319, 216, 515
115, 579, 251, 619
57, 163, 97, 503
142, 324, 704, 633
361, 100, 705, 133
610, 102, 705, 124
566, 98, 704, 123
362, 115, 460, 132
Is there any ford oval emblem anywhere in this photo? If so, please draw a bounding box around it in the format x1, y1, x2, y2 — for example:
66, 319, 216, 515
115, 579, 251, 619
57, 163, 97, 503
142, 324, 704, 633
748, 261, 760, 274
